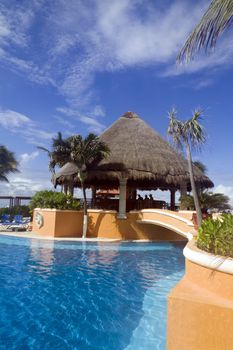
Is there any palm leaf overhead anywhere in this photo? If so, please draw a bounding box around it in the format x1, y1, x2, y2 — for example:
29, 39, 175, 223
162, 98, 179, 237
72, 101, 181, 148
178, 0, 233, 62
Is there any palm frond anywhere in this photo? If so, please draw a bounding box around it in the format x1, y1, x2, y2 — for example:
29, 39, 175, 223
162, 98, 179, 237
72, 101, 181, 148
37, 146, 50, 154
193, 161, 207, 174
186, 110, 206, 148
177, 0, 233, 62
0, 174, 9, 182
0, 145, 19, 182
69, 133, 110, 173
167, 109, 184, 150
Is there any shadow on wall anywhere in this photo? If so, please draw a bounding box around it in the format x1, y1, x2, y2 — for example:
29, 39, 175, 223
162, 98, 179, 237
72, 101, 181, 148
87, 211, 187, 241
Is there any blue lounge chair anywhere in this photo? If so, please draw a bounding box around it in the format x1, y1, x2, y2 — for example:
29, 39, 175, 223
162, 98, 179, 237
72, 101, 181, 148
11, 215, 31, 230
0, 214, 12, 230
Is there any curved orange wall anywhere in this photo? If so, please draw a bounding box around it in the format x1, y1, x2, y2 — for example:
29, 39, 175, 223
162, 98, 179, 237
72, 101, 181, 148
32, 209, 186, 240
167, 259, 233, 350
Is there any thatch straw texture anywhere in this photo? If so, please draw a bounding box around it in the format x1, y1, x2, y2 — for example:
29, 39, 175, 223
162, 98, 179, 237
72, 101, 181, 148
53, 112, 213, 190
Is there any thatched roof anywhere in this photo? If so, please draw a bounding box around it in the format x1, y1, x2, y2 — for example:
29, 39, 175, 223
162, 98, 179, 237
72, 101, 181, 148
53, 111, 214, 190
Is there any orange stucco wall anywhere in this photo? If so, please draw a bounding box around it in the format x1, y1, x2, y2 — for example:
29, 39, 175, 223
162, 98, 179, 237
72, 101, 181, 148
167, 259, 233, 350
88, 211, 186, 240
32, 209, 187, 240
32, 209, 84, 237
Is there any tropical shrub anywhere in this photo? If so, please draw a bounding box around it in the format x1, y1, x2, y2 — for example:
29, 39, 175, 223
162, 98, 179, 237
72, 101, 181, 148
30, 190, 81, 211
197, 214, 233, 258
0, 205, 31, 219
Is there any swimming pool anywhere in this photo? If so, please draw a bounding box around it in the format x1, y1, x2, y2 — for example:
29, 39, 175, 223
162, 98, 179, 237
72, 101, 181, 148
0, 236, 185, 350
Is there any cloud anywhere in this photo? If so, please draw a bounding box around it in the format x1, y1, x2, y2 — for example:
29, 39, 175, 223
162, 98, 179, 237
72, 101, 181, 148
79, 115, 105, 133
193, 78, 214, 90
57, 107, 106, 133
162, 34, 233, 77
0, 108, 55, 143
0, 109, 33, 128
48, 1, 207, 111
53, 115, 75, 129
214, 184, 233, 205
19, 151, 39, 164
2, 0, 231, 130
0, 1, 55, 85
0, 3, 33, 48
0, 174, 52, 197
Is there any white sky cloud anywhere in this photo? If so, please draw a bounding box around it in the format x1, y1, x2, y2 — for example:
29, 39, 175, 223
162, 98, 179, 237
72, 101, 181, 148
0, 0, 215, 130
0, 108, 55, 143
56, 107, 106, 133
0, 175, 52, 197
19, 151, 39, 164
79, 115, 105, 134
0, 109, 33, 128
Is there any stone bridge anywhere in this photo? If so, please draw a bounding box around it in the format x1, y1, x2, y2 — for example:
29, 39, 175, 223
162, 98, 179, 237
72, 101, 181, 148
137, 209, 196, 240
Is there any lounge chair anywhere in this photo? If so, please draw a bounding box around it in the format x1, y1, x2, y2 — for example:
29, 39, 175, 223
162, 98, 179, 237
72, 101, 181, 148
0, 214, 12, 230
0, 214, 31, 231
11, 215, 31, 231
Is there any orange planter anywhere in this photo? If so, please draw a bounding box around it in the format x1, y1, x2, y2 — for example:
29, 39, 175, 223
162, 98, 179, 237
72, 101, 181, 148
32, 209, 83, 237
167, 239, 233, 350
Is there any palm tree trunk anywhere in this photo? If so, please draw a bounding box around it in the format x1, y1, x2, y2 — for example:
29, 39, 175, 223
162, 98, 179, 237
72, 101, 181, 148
64, 184, 68, 195
68, 180, 74, 196
185, 140, 202, 227
81, 181, 88, 238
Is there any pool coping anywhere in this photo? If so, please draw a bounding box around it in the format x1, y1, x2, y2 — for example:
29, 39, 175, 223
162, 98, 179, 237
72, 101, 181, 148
0, 230, 188, 243
0, 231, 121, 241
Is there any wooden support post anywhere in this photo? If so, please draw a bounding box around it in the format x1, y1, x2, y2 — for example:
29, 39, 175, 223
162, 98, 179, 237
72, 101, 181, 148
170, 189, 176, 211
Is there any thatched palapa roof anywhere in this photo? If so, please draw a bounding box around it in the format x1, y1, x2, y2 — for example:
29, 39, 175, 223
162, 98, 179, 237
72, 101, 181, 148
53, 111, 213, 190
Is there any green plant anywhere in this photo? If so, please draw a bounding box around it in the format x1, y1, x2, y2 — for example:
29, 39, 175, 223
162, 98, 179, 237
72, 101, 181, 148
197, 214, 233, 258
30, 190, 81, 211
0, 205, 31, 219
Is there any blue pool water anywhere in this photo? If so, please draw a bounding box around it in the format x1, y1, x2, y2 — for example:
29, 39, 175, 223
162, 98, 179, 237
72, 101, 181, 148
0, 236, 185, 350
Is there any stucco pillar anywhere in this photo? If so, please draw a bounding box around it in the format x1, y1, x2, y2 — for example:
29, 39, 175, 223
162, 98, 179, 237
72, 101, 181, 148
170, 189, 176, 211
118, 178, 127, 219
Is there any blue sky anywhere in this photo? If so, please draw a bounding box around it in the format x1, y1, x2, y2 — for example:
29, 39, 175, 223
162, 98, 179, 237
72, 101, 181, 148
0, 0, 233, 203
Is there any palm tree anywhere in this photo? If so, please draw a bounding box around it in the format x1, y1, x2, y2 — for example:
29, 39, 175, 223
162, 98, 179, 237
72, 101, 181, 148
38, 132, 70, 174
180, 191, 231, 211
69, 133, 110, 238
178, 0, 233, 62
168, 109, 206, 227
0, 145, 18, 182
